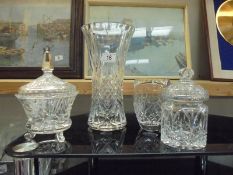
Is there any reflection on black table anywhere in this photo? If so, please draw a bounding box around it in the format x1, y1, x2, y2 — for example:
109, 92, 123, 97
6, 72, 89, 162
88, 128, 126, 154
5, 113, 233, 157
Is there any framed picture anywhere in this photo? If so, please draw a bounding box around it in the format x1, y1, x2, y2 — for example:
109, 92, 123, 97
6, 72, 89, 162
204, 0, 233, 80
0, 0, 83, 79
84, 0, 192, 79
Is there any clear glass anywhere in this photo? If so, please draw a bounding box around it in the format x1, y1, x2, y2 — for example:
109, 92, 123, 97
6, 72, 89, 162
15, 49, 78, 143
133, 79, 170, 132
88, 128, 126, 153
134, 129, 160, 153
161, 68, 209, 150
82, 22, 135, 131
161, 101, 208, 150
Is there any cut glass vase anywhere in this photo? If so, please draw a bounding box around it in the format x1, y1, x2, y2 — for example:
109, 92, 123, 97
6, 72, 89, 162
82, 22, 135, 131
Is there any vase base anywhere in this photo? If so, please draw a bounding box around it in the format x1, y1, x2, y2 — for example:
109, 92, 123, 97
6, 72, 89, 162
88, 121, 126, 131
139, 123, 160, 132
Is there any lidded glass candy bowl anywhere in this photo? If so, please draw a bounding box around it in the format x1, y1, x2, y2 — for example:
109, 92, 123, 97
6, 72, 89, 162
15, 48, 78, 144
161, 68, 209, 150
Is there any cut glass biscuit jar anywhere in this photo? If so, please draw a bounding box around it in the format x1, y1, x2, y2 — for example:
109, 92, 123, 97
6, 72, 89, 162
161, 68, 209, 150
15, 49, 78, 144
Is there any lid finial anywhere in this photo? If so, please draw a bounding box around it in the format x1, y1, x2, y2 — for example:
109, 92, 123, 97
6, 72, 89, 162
179, 68, 194, 81
42, 47, 53, 72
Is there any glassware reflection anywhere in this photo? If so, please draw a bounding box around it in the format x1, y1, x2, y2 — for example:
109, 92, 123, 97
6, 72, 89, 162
88, 128, 126, 154
36, 140, 71, 175
134, 129, 160, 153
14, 140, 71, 175
34, 140, 71, 154
39, 157, 69, 175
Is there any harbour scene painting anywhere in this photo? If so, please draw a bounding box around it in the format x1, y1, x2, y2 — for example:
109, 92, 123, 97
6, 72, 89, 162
0, 0, 71, 67
88, 6, 190, 78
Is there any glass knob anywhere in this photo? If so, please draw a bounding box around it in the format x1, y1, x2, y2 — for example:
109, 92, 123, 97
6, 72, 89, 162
179, 68, 194, 81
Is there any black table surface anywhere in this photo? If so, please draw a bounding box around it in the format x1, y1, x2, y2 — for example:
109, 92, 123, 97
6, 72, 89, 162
5, 113, 233, 158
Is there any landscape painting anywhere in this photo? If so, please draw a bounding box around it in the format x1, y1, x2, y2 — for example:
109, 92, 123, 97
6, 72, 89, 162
86, 5, 191, 78
0, 0, 71, 68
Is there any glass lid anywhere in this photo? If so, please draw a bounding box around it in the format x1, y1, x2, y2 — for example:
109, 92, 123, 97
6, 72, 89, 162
163, 68, 209, 102
17, 48, 77, 97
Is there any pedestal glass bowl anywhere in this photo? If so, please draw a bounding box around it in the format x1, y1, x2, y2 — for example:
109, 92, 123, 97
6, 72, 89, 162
15, 49, 78, 145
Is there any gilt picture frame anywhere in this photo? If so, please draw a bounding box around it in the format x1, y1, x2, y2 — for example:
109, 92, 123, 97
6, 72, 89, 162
83, 0, 192, 79
204, 0, 233, 80
0, 0, 83, 79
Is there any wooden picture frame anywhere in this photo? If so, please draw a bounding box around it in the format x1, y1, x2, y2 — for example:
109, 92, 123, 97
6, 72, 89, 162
204, 0, 233, 80
83, 0, 192, 79
0, 0, 83, 79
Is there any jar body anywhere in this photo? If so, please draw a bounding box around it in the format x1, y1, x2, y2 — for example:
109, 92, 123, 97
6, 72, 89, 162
161, 100, 208, 150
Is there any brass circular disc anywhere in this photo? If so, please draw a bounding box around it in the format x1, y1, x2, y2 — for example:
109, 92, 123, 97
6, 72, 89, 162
216, 0, 233, 45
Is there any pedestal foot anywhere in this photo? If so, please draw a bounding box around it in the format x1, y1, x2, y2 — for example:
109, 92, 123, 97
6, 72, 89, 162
24, 132, 36, 142
56, 132, 65, 142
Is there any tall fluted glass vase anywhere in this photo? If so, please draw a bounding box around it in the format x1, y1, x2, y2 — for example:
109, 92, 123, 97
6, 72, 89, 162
82, 22, 135, 131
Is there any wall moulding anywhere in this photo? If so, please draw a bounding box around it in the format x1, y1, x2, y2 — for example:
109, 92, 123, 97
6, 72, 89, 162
0, 80, 232, 97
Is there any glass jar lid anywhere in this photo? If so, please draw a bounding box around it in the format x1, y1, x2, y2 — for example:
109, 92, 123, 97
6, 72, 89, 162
17, 48, 78, 98
163, 68, 209, 102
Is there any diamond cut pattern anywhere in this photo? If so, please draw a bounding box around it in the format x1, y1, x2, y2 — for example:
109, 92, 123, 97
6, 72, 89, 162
83, 23, 135, 131
161, 102, 208, 149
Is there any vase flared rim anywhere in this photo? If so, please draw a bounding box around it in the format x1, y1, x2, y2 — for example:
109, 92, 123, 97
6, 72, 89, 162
81, 22, 135, 30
